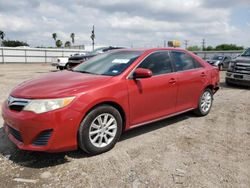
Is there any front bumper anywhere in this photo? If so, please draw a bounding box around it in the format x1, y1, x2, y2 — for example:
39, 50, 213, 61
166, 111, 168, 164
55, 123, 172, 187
2, 101, 83, 152
226, 72, 250, 86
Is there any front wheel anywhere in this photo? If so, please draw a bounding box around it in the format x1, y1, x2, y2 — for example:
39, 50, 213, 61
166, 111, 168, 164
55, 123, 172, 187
194, 88, 213, 116
78, 105, 123, 155
225, 78, 233, 86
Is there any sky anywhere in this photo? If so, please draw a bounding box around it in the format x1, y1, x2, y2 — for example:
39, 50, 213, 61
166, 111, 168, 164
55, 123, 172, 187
0, 0, 249, 48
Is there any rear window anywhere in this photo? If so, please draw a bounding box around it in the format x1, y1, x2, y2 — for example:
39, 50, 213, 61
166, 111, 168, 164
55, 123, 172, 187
171, 51, 202, 71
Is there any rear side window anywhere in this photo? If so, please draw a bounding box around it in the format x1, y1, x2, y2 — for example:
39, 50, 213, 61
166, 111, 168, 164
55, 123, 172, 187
171, 51, 202, 71
138, 51, 173, 76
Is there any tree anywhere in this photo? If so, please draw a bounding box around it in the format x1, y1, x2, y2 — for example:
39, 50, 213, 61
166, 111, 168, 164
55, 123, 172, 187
0, 30, 5, 46
52, 33, 57, 41
52, 33, 57, 47
0, 30, 5, 40
215, 44, 244, 51
187, 45, 201, 51
204, 46, 214, 51
64, 41, 71, 47
56, 39, 63, 47
2, 40, 29, 47
70, 33, 75, 45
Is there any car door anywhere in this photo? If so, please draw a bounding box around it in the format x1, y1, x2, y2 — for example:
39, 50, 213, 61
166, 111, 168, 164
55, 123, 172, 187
170, 51, 207, 112
223, 56, 231, 68
126, 51, 178, 126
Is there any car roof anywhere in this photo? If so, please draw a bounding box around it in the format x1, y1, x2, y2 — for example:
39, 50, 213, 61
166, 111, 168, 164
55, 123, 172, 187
113, 47, 187, 54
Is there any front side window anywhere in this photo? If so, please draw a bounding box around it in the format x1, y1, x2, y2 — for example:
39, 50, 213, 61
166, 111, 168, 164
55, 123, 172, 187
73, 50, 142, 76
137, 51, 173, 76
171, 51, 202, 71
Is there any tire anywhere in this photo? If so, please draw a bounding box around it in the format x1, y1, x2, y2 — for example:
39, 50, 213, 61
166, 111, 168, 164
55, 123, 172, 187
65, 63, 70, 70
193, 88, 213, 116
59, 66, 64, 70
225, 78, 233, 86
78, 105, 123, 155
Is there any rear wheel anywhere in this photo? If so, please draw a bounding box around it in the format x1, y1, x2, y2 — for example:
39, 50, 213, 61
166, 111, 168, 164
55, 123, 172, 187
78, 105, 123, 155
65, 63, 70, 70
194, 88, 213, 116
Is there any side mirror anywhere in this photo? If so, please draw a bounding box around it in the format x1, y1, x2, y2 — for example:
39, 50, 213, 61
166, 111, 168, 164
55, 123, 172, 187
133, 68, 152, 79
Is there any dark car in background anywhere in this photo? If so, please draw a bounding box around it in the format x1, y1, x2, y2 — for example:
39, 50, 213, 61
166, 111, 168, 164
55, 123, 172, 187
66, 46, 125, 69
226, 48, 250, 87
207, 55, 231, 70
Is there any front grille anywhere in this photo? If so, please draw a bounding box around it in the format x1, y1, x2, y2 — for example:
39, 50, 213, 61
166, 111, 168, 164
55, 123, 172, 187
32, 130, 53, 146
8, 126, 23, 142
234, 62, 250, 75
7, 96, 30, 112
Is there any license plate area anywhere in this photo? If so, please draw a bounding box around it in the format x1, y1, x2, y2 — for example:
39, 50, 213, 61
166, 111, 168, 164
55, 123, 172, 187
234, 74, 243, 79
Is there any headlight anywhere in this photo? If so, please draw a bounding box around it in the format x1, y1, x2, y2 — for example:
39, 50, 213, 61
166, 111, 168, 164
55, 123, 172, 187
228, 62, 235, 71
23, 97, 75, 114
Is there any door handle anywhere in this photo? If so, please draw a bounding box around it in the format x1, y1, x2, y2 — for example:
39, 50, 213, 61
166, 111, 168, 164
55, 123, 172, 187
201, 72, 206, 77
169, 78, 176, 84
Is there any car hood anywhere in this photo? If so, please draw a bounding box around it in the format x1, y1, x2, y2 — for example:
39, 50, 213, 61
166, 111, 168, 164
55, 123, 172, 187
234, 56, 250, 63
10, 71, 112, 99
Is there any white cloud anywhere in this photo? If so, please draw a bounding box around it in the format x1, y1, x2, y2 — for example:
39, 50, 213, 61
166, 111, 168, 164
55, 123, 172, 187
0, 14, 33, 32
0, 0, 249, 47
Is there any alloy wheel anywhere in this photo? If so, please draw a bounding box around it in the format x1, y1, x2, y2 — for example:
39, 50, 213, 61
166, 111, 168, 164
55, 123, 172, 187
89, 113, 117, 148
200, 91, 212, 113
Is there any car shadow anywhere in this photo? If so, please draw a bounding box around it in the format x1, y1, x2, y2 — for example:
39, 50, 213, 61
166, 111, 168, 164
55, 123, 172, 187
49, 70, 59, 72
120, 111, 194, 141
220, 80, 250, 90
0, 111, 196, 169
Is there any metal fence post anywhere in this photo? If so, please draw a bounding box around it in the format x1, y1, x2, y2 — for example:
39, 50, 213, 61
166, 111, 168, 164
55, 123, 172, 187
24, 49, 27, 63
45, 50, 47, 63
1, 48, 4, 64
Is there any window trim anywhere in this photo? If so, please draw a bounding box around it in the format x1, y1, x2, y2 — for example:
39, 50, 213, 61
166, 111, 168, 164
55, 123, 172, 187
127, 50, 175, 79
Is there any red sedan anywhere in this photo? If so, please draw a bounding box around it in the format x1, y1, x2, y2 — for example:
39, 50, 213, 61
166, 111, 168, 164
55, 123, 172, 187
2, 48, 219, 154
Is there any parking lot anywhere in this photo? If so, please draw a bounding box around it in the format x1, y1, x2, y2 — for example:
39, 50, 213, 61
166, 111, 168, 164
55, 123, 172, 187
0, 64, 249, 187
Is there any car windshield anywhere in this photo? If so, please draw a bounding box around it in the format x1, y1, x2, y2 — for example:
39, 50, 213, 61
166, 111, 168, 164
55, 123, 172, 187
212, 56, 224, 60
72, 50, 143, 76
241, 48, 250, 56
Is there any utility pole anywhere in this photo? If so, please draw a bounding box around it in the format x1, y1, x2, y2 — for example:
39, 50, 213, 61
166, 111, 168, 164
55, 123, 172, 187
184, 40, 189, 49
164, 40, 166, 47
202, 38, 206, 51
90, 25, 95, 51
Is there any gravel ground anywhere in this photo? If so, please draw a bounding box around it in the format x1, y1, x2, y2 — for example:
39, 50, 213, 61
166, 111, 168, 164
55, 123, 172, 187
0, 64, 249, 188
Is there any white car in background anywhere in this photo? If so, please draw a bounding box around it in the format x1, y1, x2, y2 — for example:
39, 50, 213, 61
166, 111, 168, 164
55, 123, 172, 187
51, 57, 69, 70
51, 53, 86, 70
